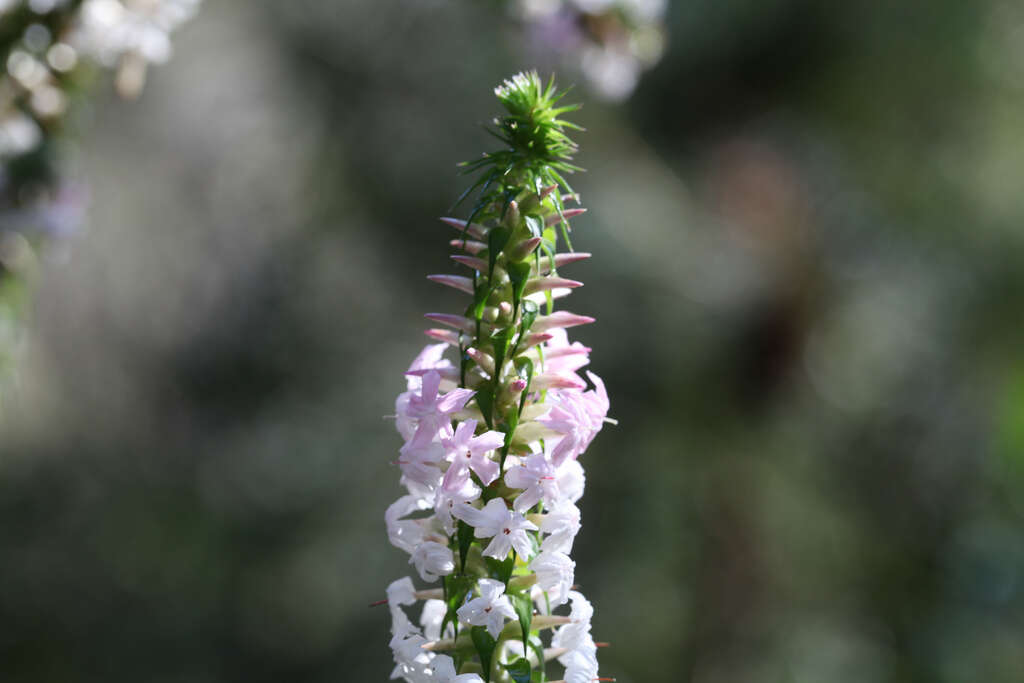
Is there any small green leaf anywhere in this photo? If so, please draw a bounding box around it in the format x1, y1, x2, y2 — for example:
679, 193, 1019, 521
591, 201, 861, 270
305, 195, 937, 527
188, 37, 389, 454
469, 282, 491, 321
503, 657, 532, 683
492, 327, 512, 374
485, 552, 516, 586
488, 226, 511, 274
457, 521, 474, 574
471, 626, 497, 682
510, 592, 533, 652
476, 385, 495, 429
508, 260, 531, 310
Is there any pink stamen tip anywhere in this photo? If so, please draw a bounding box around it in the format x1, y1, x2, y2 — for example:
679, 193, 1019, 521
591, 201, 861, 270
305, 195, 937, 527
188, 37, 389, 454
369, 599, 388, 607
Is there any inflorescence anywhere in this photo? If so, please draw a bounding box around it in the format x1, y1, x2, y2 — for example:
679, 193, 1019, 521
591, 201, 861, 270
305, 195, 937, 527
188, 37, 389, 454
382, 71, 610, 683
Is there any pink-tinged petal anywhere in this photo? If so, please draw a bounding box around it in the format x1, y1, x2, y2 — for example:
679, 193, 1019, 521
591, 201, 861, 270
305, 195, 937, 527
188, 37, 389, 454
425, 313, 474, 333
470, 431, 506, 452
406, 366, 460, 383
420, 370, 441, 401
452, 502, 487, 528
440, 216, 487, 239
451, 419, 477, 444
586, 370, 608, 404
448, 238, 487, 254
471, 457, 500, 486
450, 254, 488, 271
524, 277, 584, 295
544, 345, 592, 360
425, 328, 461, 346
441, 461, 471, 492
519, 332, 554, 350
409, 343, 449, 371
532, 311, 595, 334
545, 207, 586, 226
504, 465, 532, 490
427, 274, 474, 294
513, 487, 543, 513
436, 387, 475, 413
532, 372, 587, 391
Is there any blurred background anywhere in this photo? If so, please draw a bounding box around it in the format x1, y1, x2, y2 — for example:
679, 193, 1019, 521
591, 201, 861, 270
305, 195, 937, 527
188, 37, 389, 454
3, 0, 1024, 681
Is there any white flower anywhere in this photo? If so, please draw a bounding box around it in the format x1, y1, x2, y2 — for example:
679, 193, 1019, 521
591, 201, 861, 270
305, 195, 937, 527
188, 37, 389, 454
551, 590, 595, 660
397, 429, 445, 492
420, 599, 447, 641
563, 645, 599, 683
530, 550, 575, 607
433, 481, 481, 535
429, 654, 485, 683
504, 452, 560, 513
386, 496, 432, 554
456, 578, 517, 638
387, 576, 417, 608
540, 499, 582, 554
556, 458, 586, 504
452, 498, 538, 560
410, 541, 454, 582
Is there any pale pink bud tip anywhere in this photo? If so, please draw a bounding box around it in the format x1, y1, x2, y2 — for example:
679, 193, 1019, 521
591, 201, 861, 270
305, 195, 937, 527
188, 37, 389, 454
508, 378, 528, 393
424, 328, 460, 345
450, 254, 488, 271
466, 347, 495, 374
440, 216, 486, 239
524, 277, 584, 295
424, 313, 474, 333
520, 332, 555, 349
545, 208, 587, 226
448, 238, 487, 254
427, 274, 474, 294
532, 311, 596, 333
538, 184, 558, 200
555, 252, 592, 267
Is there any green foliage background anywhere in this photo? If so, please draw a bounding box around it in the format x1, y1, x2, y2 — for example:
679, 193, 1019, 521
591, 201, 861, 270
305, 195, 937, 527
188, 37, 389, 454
2, 1, 1024, 681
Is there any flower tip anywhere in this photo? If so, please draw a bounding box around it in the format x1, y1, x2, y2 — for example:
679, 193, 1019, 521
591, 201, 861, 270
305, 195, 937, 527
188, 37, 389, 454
427, 274, 474, 294
424, 313, 474, 333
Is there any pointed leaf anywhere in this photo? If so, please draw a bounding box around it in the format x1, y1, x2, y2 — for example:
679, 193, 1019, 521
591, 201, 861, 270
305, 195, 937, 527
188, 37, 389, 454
485, 552, 516, 586
503, 657, 532, 683
457, 520, 474, 574
510, 592, 533, 652
471, 626, 497, 682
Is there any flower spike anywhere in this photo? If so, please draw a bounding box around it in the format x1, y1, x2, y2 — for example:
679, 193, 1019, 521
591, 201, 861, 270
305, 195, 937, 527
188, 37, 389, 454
385, 73, 609, 683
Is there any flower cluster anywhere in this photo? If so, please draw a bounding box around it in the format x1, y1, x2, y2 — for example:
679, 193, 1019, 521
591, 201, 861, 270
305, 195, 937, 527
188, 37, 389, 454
383, 72, 609, 683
